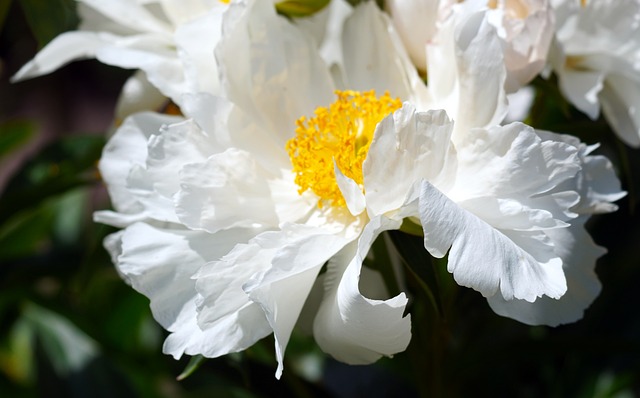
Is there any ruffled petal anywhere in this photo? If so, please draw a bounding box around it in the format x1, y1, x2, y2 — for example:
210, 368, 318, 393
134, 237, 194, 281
535, 130, 626, 215
313, 216, 411, 365
99, 116, 221, 227
163, 299, 270, 359
450, 123, 580, 210
243, 224, 352, 379
417, 180, 566, 302
114, 223, 230, 329
364, 104, 456, 217
487, 217, 605, 326
175, 148, 279, 233
111, 222, 265, 358
95, 112, 183, 227
145, 119, 218, 197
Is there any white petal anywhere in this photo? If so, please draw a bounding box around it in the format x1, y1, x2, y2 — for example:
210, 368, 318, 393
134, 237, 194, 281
450, 123, 580, 207
487, 217, 605, 326
457, 196, 568, 232
80, 0, 171, 33
111, 222, 265, 358
146, 119, 217, 198
176, 148, 279, 233
600, 75, 640, 147
417, 180, 566, 302
103, 230, 125, 271
114, 223, 219, 329
181, 93, 291, 172
163, 299, 271, 359
96, 112, 182, 226
334, 163, 366, 216
386, 0, 440, 71
558, 69, 604, 120
95, 44, 186, 104
174, 8, 225, 97
427, 9, 508, 135
452, 11, 508, 135
268, 172, 316, 223
341, 1, 428, 101
180, 93, 234, 147
505, 86, 535, 123
216, 0, 335, 146
364, 105, 456, 217
295, 0, 353, 72
243, 225, 351, 379
12, 32, 106, 81
114, 71, 167, 120
313, 216, 411, 365
535, 130, 626, 215
572, 153, 626, 214
97, 115, 214, 226
485, 0, 554, 91
159, 0, 222, 25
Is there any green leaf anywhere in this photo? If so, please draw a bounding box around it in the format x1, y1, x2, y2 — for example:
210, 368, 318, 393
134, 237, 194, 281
275, 0, 329, 17
176, 355, 206, 381
18, 0, 78, 48
0, 120, 34, 160
0, 135, 104, 226
0, 317, 35, 384
52, 188, 88, 246
23, 302, 99, 376
0, 200, 56, 261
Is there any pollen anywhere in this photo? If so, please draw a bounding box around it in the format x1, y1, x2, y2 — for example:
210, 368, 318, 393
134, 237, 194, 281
286, 90, 402, 208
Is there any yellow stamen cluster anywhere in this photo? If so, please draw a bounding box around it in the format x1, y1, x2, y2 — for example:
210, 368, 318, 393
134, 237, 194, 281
286, 90, 402, 208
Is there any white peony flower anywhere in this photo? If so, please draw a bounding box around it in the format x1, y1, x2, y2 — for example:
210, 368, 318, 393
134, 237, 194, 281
550, 0, 640, 147
96, 0, 622, 378
387, 0, 554, 92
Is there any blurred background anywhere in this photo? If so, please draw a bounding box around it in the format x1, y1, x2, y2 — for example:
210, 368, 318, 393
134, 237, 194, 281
1, 1, 639, 397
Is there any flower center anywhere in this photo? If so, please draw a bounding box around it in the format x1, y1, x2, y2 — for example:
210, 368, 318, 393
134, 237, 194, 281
286, 90, 402, 208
